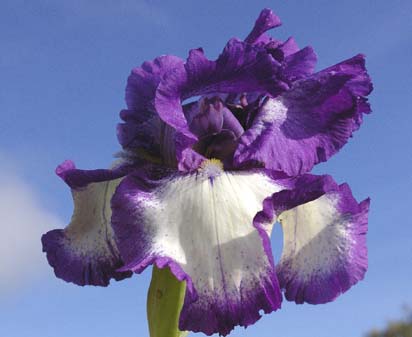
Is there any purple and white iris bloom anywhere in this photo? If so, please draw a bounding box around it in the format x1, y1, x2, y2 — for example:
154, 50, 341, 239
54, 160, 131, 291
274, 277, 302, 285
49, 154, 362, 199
42, 8, 372, 336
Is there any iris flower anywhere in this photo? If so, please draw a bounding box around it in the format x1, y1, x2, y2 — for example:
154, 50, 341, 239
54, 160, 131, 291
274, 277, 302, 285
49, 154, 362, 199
42, 8, 372, 336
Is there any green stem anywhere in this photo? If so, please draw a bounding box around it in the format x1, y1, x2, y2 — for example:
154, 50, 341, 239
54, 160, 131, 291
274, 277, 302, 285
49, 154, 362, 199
147, 266, 189, 337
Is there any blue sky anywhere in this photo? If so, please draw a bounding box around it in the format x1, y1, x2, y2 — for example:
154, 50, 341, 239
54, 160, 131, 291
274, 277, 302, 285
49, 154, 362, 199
1, 1, 411, 336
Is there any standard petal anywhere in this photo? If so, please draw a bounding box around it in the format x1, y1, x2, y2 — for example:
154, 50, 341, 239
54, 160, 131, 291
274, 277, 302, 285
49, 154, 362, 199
275, 37, 300, 58
154, 41, 284, 138
245, 8, 282, 44
253, 174, 369, 304
111, 168, 284, 336
125, 55, 184, 116
280, 46, 317, 83
42, 163, 132, 286
234, 54, 373, 176
154, 41, 286, 168
118, 55, 186, 164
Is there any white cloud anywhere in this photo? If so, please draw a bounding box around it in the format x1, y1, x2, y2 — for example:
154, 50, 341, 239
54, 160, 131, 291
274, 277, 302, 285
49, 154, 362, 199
0, 160, 63, 297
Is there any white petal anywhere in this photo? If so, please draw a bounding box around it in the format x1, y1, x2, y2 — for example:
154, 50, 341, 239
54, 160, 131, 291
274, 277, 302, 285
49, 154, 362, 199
42, 178, 131, 286
277, 187, 369, 304
113, 170, 284, 335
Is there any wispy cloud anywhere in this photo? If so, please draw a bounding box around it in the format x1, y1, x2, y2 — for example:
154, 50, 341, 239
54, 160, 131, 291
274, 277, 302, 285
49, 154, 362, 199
0, 155, 62, 297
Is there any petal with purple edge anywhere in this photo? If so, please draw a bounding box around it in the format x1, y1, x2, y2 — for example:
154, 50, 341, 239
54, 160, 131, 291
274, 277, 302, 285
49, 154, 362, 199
111, 168, 284, 336
277, 181, 369, 304
234, 54, 373, 176
252, 174, 368, 304
56, 160, 131, 189
42, 177, 132, 286
43, 161, 132, 285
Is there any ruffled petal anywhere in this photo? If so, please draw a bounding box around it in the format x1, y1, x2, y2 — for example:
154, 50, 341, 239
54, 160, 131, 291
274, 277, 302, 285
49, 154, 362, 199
116, 112, 162, 155
280, 46, 317, 83
125, 55, 184, 116
120, 10, 319, 168
245, 8, 282, 44
42, 162, 132, 286
154, 41, 285, 135
55, 160, 132, 189
253, 174, 368, 304
253, 174, 338, 232
266, 37, 303, 59
111, 168, 285, 336
234, 54, 373, 176
154, 41, 287, 168
277, 180, 369, 304
118, 55, 186, 164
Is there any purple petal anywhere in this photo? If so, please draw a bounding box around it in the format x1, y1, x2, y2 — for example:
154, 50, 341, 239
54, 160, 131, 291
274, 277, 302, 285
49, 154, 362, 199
118, 55, 187, 163
245, 8, 282, 44
153, 41, 287, 169
56, 160, 132, 189
42, 177, 132, 286
111, 167, 285, 336
177, 148, 206, 172
266, 37, 301, 63
186, 97, 244, 166
222, 105, 245, 137
193, 131, 239, 167
234, 54, 373, 176
210, 39, 285, 96
155, 40, 285, 129
125, 55, 184, 115
277, 37, 300, 57
281, 46, 317, 83
116, 112, 161, 153
189, 97, 225, 137
188, 96, 244, 139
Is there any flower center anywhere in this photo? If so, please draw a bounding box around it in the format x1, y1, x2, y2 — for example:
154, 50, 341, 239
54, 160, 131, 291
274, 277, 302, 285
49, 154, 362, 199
199, 158, 224, 178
